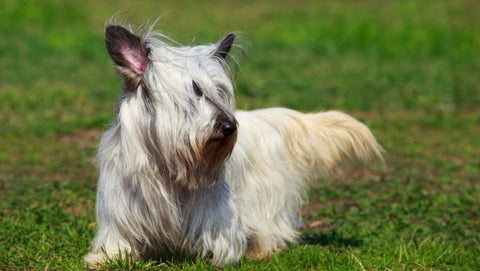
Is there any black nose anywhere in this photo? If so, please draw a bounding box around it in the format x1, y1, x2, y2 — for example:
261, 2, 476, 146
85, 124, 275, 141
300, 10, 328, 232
221, 121, 237, 137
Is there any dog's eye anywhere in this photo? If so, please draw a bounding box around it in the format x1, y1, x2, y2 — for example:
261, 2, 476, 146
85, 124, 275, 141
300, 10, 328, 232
192, 81, 203, 97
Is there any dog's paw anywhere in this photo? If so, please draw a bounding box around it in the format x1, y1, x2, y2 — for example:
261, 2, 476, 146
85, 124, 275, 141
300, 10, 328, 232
246, 235, 281, 260
83, 252, 109, 269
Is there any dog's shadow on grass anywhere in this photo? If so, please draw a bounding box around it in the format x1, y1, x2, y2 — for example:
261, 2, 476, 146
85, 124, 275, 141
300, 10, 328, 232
300, 231, 362, 247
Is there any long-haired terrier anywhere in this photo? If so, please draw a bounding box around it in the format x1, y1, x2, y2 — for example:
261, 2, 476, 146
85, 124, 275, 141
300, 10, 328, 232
84, 22, 383, 267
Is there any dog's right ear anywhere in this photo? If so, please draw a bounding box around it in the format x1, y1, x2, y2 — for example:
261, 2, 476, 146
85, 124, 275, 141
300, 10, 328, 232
105, 25, 149, 87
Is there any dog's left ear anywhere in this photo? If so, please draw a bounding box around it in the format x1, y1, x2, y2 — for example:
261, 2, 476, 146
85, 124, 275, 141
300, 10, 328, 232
105, 25, 149, 77
213, 33, 235, 59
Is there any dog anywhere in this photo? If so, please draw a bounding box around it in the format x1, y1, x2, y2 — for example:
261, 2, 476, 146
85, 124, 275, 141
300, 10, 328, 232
84, 23, 383, 267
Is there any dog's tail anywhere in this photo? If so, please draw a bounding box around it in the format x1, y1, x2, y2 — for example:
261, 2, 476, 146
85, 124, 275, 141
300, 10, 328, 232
249, 108, 384, 181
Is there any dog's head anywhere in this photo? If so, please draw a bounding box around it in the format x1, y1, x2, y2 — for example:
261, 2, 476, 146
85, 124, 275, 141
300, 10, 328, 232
105, 25, 238, 189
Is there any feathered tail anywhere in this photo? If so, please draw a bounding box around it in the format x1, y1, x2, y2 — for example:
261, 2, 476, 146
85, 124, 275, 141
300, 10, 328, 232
246, 108, 383, 181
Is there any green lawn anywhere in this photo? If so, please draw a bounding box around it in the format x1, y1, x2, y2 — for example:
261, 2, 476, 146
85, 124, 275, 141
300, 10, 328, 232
1, 0, 479, 270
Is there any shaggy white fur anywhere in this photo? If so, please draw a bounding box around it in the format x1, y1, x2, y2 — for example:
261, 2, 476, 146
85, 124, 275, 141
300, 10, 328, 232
84, 23, 383, 267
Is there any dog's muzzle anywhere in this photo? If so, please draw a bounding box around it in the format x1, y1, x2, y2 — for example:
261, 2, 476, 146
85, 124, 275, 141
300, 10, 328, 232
207, 118, 238, 144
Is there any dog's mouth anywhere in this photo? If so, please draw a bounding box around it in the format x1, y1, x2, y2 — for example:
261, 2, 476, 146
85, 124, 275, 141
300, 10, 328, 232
207, 137, 226, 144
206, 134, 237, 151
205, 125, 238, 159
207, 132, 237, 144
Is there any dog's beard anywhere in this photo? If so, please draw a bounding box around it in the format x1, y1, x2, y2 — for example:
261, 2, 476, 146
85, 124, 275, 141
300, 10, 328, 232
174, 122, 238, 189
191, 132, 238, 188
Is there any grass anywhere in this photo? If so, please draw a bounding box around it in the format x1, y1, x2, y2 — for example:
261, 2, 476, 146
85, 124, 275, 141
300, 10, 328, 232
1, 0, 479, 269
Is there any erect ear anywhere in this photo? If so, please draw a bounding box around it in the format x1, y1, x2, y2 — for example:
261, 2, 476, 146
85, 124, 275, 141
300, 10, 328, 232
105, 25, 149, 78
213, 33, 235, 59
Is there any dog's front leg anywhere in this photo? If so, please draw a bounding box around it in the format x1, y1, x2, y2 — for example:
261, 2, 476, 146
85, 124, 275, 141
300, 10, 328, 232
84, 223, 134, 267
181, 180, 249, 266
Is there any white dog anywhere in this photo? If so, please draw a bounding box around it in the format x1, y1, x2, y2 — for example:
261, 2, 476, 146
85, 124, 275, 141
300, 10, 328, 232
84, 23, 383, 267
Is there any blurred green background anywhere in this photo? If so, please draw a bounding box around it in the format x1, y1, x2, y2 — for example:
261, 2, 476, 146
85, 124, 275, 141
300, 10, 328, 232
1, 0, 479, 270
